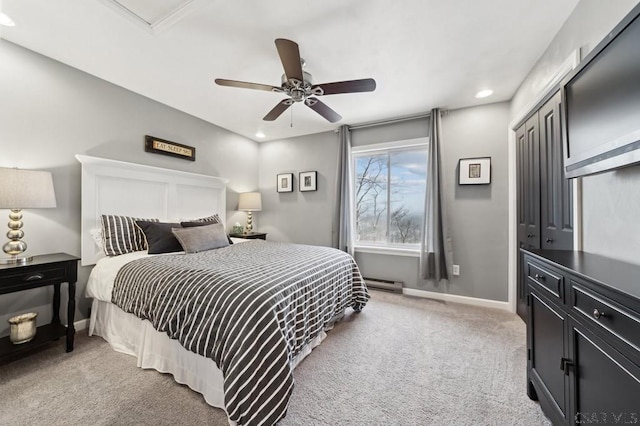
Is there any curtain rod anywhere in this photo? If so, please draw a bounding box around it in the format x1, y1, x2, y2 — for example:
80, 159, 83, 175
341, 109, 448, 131
347, 112, 431, 130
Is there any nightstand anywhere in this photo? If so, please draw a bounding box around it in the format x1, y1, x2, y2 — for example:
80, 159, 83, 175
229, 232, 267, 240
0, 253, 79, 362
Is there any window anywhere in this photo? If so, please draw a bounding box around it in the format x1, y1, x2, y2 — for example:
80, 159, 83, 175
352, 138, 428, 251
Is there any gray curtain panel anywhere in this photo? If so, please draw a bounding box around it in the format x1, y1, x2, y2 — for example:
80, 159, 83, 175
332, 125, 355, 256
420, 109, 453, 282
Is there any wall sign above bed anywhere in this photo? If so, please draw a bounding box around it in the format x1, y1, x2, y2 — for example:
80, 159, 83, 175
144, 135, 196, 161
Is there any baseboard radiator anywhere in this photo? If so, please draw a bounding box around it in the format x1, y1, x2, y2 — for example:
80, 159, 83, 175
364, 277, 403, 293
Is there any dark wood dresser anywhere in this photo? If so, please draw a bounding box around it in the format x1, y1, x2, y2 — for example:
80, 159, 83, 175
522, 249, 640, 425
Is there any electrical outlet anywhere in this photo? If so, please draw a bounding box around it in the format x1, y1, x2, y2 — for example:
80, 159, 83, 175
452, 264, 460, 276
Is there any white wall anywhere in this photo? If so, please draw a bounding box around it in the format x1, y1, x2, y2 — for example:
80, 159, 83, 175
0, 41, 259, 335
510, 0, 640, 265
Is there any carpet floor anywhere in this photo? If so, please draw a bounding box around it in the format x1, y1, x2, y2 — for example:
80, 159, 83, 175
0, 291, 550, 425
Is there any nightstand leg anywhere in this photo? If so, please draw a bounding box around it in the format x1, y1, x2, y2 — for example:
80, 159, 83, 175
52, 283, 61, 324
66, 281, 76, 352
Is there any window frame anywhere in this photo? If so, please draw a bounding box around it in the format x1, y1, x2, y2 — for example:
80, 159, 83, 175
351, 137, 429, 255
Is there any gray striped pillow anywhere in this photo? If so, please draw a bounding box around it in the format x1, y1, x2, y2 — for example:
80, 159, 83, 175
101, 215, 159, 256
183, 214, 222, 224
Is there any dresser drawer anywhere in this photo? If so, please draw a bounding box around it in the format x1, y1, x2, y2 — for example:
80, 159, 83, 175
0, 265, 68, 291
572, 283, 640, 354
526, 261, 564, 301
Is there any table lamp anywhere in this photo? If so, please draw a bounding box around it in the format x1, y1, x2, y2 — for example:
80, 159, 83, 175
0, 168, 57, 264
237, 192, 262, 233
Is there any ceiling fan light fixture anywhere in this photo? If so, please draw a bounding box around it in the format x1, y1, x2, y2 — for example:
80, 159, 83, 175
0, 12, 16, 27
215, 38, 376, 123
475, 89, 493, 99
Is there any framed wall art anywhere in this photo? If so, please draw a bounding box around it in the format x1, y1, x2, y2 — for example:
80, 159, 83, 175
299, 171, 317, 192
277, 173, 294, 192
459, 157, 491, 185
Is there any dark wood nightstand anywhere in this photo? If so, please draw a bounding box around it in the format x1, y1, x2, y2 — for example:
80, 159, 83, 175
0, 253, 79, 362
229, 232, 267, 240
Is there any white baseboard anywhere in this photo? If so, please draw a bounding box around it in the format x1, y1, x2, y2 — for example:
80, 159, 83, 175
74, 318, 90, 331
402, 288, 511, 311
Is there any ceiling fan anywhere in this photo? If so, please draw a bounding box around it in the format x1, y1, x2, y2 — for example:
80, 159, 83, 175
215, 38, 376, 123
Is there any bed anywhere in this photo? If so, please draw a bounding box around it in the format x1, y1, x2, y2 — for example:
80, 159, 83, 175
77, 155, 369, 425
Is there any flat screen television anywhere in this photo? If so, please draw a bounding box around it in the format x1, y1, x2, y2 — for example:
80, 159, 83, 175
562, 3, 640, 178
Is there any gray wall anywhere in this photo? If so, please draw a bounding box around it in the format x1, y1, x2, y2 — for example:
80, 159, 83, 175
510, 0, 640, 265
258, 131, 339, 246
259, 103, 511, 302
0, 41, 259, 336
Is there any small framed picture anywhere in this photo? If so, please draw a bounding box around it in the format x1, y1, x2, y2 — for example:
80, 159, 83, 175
459, 157, 491, 185
277, 173, 294, 192
299, 171, 317, 192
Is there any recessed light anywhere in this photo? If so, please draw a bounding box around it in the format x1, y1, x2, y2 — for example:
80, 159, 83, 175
475, 89, 493, 99
0, 12, 15, 27
255, 131, 265, 139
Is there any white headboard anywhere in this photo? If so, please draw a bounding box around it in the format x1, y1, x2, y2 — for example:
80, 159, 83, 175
76, 155, 229, 266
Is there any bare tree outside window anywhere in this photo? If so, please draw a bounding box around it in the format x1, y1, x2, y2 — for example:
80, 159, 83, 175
355, 148, 427, 247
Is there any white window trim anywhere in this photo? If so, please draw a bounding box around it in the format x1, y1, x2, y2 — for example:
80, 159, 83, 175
354, 245, 420, 257
352, 137, 428, 154
352, 136, 428, 253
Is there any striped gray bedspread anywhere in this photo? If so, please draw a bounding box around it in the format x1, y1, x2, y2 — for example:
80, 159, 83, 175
112, 240, 369, 425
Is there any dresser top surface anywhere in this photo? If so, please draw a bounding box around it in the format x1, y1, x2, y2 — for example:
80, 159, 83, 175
523, 249, 640, 301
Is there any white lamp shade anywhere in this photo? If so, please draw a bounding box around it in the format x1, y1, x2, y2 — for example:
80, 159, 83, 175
238, 192, 262, 211
0, 168, 57, 209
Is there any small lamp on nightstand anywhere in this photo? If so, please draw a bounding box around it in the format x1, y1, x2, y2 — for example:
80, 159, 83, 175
237, 192, 262, 233
0, 167, 57, 264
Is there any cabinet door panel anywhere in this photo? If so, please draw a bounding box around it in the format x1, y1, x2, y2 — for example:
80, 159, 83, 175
539, 92, 573, 250
522, 114, 541, 250
516, 124, 528, 320
570, 320, 640, 424
529, 291, 568, 422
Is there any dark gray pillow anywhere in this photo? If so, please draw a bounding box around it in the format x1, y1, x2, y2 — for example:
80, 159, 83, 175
135, 221, 183, 254
172, 223, 230, 253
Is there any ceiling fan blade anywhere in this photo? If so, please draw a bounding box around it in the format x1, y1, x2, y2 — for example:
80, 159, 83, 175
275, 38, 304, 82
215, 78, 282, 93
305, 97, 342, 123
311, 78, 377, 96
263, 99, 294, 121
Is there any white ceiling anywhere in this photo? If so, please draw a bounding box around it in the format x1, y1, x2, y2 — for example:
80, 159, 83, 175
1, 0, 578, 142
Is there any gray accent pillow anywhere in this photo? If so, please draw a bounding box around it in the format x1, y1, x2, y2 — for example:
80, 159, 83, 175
172, 223, 230, 253
181, 216, 233, 245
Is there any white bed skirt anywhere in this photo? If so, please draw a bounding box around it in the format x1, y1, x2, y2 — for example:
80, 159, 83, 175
88, 299, 331, 423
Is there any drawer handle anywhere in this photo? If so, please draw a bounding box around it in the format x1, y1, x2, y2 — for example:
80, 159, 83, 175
545, 238, 554, 243
527, 234, 535, 238
24, 273, 45, 281
593, 309, 605, 319
534, 273, 546, 281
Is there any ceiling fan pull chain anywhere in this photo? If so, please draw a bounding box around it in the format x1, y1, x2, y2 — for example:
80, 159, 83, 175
290, 105, 294, 127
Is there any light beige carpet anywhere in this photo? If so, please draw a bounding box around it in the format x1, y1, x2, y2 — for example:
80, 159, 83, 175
0, 291, 550, 425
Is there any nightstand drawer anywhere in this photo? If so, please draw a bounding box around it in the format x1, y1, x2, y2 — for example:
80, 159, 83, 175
0, 266, 68, 290
572, 283, 640, 353
526, 261, 563, 301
